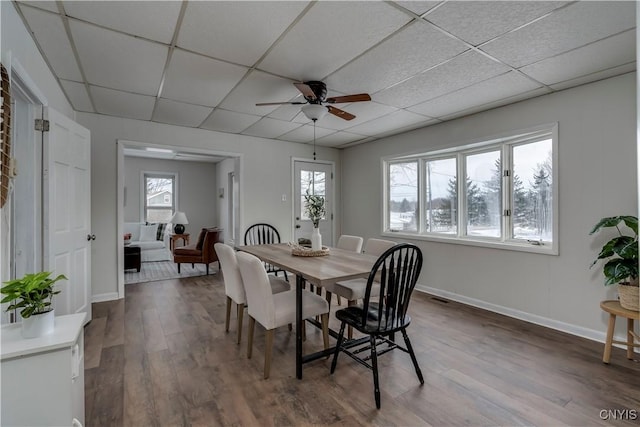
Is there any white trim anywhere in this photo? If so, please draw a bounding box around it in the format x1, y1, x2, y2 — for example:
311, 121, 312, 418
91, 292, 120, 303
8, 56, 48, 106
416, 285, 638, 353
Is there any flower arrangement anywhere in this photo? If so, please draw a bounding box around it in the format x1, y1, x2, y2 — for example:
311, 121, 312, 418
304, 191, 325, 228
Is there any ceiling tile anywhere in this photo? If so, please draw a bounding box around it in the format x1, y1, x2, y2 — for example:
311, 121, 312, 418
393, 1, 441, 16
59, 79, 93, 112
220, 70, 301, 116
20, 6, 83, 81
91, 86, 155, 121
63, 1, 181, 44
277, 123, 335, 143
346, 110, 429, 136
375, 51, 510, 108
268, 104, 307, 122
69, 19, 168, 95
18, 1, 59, 13
178, 1, 310, 66
409, 71, 542, 118
481, 1, 636, 68
326, 21, 468, 95
314, 131, 369, 147
427, 1, 568, 46
241, 117, 302, 139
520, 30, 636, 86
199, 109, 261, 134
161, 49, 248, 107
307, 102, 397, 131
258, 1, 411, 80
153, 98, 213, 127
548, 63, 636, 92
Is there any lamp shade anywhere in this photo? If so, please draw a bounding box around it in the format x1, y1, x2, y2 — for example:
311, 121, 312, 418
301, 104, 328, 121
171, 211, 189, 224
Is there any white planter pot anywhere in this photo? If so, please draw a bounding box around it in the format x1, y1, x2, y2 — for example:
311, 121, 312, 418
311, 227, 322, 251
21, 310, 55, 338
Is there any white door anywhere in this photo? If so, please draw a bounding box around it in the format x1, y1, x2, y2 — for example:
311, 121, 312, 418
293, 160, 333, 246
43, 107, 91, 322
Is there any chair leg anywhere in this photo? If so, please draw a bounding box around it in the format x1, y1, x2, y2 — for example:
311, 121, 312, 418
264, 329, 274, 379
225, 296, 232, 333
177, 263, 181, 273
347, 300, 356, 339
401, 329, 424, 384
206, 264, 209, 275
192, 263, 195, 268
330, 322, 346, 374
370, 335, 381, 409
325, 291, 333, 313
236, 303, 245, 345
284, 271, 289, 282
247, 317, 255, 359
321, 313, 330, 350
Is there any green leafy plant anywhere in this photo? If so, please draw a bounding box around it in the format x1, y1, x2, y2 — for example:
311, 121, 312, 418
304, 191, 326, 228
1, 272, 66, 318
590, 215, 639, 286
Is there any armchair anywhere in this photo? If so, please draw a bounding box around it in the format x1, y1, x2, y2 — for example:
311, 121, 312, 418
173, 228, 220, 275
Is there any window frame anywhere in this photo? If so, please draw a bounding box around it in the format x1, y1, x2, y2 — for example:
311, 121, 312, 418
382, 123, 558, 255
141, 171, 178, 224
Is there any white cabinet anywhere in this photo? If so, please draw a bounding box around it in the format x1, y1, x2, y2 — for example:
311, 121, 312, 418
1, 313, 85, 426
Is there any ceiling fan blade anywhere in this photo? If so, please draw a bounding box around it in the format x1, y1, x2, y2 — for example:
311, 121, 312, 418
294, 82, 316, 100
326, 93, 371, 104
256, 101, 307, 106
328, 105, 356, 121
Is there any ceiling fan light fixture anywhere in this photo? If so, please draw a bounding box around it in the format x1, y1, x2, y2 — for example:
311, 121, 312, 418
301, 104, 328, 121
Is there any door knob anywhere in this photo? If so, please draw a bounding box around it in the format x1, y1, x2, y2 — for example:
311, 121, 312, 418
87, 234, 96, 241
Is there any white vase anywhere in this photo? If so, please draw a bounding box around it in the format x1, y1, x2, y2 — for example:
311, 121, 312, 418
21, 309, 55, 339
311, 227, 322, 251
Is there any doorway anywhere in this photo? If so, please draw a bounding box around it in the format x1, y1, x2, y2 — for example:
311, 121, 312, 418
293, 159, 334, 247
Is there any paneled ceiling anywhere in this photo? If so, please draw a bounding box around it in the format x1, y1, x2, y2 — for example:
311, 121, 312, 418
15, 1, 636, 149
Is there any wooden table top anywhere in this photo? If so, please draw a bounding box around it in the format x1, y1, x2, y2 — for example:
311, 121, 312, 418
238, 243, 378, 287
600, 300, 640, 319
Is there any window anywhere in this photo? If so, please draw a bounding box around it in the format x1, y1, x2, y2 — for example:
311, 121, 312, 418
144, 173, 176, 223
300, 170, 326, 220
384, 125, 557, 253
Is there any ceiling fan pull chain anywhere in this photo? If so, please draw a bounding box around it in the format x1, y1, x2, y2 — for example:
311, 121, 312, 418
313, 119, 317, 161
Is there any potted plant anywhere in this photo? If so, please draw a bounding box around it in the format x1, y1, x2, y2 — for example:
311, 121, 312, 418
304, 191, 326, 251
590, 215, 639, 311
1, 271, 66, 338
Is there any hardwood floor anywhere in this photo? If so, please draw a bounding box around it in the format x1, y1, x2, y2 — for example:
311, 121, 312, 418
84, 272, 640, 426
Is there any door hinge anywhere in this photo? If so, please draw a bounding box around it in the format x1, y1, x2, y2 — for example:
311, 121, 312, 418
503, 209, 511, 216
35, 119, 50, 132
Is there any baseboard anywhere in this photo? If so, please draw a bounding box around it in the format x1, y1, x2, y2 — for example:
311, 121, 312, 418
91, 292, 120, 303
415, 284, 638, 353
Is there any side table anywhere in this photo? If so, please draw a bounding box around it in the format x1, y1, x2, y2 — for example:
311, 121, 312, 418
124, 245, 141, 272
600, 300, 640, 363
170, 233, 190, 251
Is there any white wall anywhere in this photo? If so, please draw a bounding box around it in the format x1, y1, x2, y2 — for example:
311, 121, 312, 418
123, 156, 218, 235
341, 73, 637, 340
76, 112, 341, 300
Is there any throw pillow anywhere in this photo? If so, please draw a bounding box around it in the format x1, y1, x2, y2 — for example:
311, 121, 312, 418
140, 224, 157, 242
196, 229, 207, 250
156, 223, 167, 241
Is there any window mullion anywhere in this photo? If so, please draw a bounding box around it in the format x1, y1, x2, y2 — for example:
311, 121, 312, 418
457, 153, 466, 238
502, 144, 512, 241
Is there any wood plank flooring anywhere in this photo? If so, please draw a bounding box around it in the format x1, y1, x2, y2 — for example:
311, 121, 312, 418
84, 272, 640, 426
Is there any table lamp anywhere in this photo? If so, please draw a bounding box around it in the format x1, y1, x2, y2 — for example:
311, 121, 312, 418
171, 211, 189, 234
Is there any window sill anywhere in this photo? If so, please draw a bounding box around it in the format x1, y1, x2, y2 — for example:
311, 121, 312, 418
382, 231, 558, 255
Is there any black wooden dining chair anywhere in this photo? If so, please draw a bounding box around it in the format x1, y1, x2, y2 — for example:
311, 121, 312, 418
330, 243, 424, 409
243, 223, 289, 281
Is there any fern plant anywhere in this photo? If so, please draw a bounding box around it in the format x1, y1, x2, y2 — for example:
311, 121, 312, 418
590, 215, 639, 286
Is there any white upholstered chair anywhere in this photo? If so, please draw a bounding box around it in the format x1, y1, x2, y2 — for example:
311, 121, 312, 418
236, 251, 330, 379
215, 243, 290, 345
324, 235, 365, 305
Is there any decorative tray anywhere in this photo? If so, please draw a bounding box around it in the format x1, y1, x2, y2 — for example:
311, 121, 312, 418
289, 243, 330, 257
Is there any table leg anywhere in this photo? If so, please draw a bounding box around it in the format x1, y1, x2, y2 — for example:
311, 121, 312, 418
627, 318, 634, 360
603, 313, 616, 364
296, 274, 304, 379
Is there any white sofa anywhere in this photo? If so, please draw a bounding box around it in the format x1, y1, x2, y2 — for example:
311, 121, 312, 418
124, 222, 171, 262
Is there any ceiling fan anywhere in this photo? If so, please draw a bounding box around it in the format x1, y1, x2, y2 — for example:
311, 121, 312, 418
256, 81, 371, 121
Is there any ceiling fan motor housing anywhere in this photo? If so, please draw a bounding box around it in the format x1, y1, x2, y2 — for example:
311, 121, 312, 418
305, 81, 327, 103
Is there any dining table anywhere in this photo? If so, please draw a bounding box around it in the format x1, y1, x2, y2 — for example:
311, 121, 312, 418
237, 243, 378, 379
